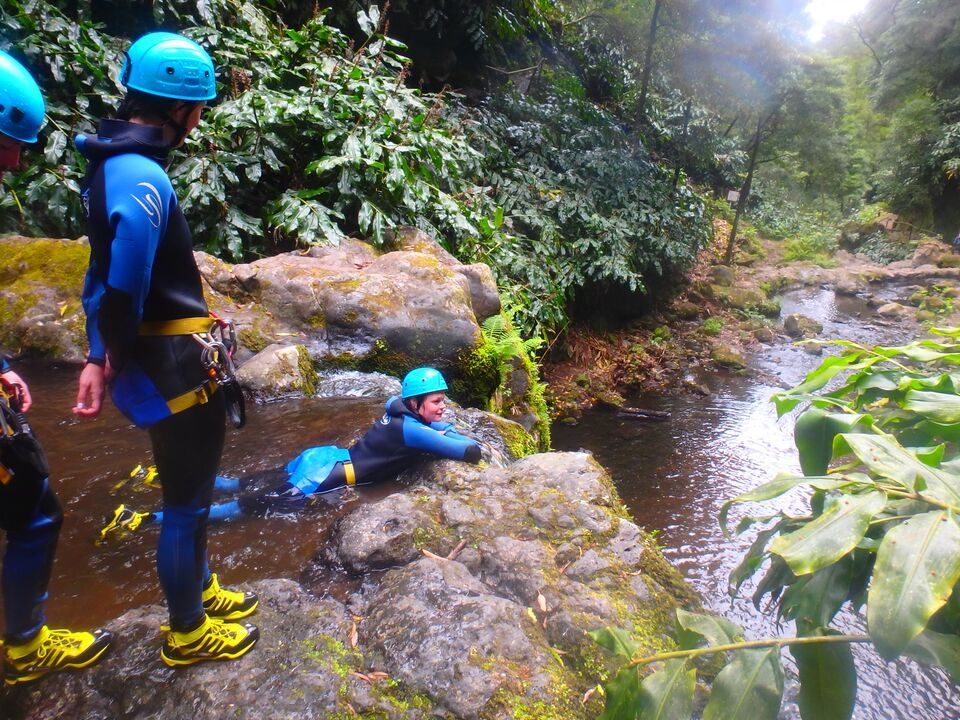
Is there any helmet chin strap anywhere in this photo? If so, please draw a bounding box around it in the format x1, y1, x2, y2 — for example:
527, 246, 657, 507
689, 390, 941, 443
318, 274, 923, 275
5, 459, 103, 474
161, 105, 190, 147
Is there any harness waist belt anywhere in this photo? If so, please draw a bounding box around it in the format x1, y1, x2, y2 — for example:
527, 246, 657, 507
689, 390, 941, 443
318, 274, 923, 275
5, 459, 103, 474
166, 378, 219, 415
343, 460, 356, 486
139, 317, 212, 336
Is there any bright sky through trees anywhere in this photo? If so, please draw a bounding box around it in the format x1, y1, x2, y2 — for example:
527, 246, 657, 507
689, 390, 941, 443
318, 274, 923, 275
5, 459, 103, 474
805, 0, 869, 41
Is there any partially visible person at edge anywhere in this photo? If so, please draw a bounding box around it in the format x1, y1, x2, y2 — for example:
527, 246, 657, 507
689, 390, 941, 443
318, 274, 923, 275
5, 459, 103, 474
0, 49, 113, 686
101, 368, 482, 533
72, 32, 258, 667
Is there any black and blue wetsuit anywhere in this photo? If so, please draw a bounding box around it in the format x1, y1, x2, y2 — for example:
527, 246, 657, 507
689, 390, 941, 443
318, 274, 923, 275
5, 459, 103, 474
0, 355, 62, 645
77, 120, 225, 633
195, 396, 481, 521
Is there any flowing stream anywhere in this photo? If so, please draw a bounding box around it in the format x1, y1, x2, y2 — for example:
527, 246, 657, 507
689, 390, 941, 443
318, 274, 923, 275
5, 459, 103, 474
552, 284, 960, 720
5, 284, 959, 718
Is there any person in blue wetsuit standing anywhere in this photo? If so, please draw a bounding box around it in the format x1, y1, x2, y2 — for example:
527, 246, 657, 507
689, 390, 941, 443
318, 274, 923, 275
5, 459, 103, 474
101, 367, 482, 531
0, 49, 113, 686
72, 32, 257, 667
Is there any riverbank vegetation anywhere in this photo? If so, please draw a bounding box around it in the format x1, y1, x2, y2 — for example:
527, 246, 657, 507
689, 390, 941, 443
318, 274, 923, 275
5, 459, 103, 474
3, 1, 956, 340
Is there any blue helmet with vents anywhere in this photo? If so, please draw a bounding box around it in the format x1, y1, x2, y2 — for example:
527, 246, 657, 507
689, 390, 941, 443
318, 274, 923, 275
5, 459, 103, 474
121, 32, 216, 101
0, 50, 44, 143
401, 367, 448, 399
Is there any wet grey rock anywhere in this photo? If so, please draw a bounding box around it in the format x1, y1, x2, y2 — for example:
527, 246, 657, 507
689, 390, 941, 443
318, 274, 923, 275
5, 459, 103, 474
877, 302, 911, 317
784, 313, 823, 338
1, 579, 411, 720
479, 536, 553, 605
606, 518, 645, 566
332, 492, 443, 572
753, 326, 776, 343
834, 278, 862, 296
194, 230, 496, 370
565, 549, 612, 582
387, 225, 500, 321
236, 343, 316, 398
361, 557, 564, 720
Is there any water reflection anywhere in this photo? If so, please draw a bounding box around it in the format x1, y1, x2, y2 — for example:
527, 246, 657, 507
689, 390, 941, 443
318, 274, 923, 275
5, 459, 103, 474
553, 286, 959, 720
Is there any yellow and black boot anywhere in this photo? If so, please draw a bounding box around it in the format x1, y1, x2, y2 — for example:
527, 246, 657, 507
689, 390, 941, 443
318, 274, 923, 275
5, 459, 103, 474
3, 625, 112, 685
160, 615, 258, 667
201, 573, 258, 621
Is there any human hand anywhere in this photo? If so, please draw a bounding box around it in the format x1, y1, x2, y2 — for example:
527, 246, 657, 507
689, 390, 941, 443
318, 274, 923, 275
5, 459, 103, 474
0, 369, 32, 412
74, 362, 107, 418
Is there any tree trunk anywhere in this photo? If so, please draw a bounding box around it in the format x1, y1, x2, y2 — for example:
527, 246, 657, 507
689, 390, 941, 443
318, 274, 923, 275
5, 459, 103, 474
636, 0, 663, 121
672, 101, 693, 194
724, 115, 764, 265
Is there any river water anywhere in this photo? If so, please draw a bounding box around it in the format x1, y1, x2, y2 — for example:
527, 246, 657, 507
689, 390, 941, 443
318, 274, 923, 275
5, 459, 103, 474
552, 285, 960, 720
5, 383, 402, 630
5, 284, 959, 718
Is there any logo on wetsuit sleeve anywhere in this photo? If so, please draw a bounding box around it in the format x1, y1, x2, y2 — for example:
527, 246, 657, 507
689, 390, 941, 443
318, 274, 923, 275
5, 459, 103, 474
380, 413, 390, 425
131, 182, 163, 229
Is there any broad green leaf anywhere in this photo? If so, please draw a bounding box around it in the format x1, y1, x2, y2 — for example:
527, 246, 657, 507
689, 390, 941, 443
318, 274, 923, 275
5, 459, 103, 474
790, 630, 857, 720
794, 408, 872, 476
779, 554, 854, 627
729, 523, 784, 596
868, 511, 960, 659
903, 390, 960, 423
720, 473, 848, 534
599, 665, 643, 720
305, 155, 349, 174
589, 627, 640, 659
839, 433, 960, 506
637, 659, 696, 720
771, 353, 873, 417
769, 492, 886, 576
675, 609, 742, 650
905, 630, 960, 683
702, 647, 784, 720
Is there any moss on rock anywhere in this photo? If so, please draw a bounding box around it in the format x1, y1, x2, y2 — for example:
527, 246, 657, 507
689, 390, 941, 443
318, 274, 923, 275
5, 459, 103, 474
296, 345, 319, 397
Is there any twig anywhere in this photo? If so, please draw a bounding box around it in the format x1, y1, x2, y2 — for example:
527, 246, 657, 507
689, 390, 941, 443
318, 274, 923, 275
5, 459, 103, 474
626, 634, 871, 668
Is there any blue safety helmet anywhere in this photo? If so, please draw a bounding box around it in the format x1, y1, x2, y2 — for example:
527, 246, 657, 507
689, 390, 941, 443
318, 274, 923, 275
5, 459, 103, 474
401, 367, 448, 399
120, 32, 216, 101
0, 50, 44, 143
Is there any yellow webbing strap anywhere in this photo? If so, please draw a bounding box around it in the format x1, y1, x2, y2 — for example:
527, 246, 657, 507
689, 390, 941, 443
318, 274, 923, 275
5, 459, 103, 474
343, 460, 356, 486
139, 317, 212, 336
166, 378, 219, 415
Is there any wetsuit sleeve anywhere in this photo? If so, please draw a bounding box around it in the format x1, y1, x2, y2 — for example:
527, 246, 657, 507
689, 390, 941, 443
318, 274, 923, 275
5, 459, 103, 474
402, 418, 482, 464
0, 356, 10, 373
81, 261, 107, 364
96, 156, 173, 370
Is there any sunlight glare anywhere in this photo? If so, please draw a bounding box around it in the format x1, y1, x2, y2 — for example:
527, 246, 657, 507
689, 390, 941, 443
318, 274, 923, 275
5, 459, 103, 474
805, 0, 869, 42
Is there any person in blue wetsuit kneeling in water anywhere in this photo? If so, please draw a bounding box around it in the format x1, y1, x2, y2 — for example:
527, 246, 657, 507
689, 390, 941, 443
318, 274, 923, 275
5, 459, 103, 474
101, 367, 482, 530
73, 32, 257, 668
0, 50, 113, 685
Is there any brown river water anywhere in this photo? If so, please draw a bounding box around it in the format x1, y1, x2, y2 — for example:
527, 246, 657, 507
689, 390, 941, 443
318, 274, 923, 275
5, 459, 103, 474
3, 284, 958, 719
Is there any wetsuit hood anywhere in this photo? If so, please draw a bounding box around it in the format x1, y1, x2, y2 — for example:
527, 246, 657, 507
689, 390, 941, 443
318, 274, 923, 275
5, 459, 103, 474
75, 119, 172, 163
385, 395, 421, 422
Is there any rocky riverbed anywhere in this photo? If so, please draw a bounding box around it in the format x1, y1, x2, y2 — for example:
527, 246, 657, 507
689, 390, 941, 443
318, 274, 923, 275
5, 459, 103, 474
2, 442, 697, 720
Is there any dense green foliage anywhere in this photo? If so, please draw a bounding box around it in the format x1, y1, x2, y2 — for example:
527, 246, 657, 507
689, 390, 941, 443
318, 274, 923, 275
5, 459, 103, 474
594, 330, 960, 719
0, 0, 712, 340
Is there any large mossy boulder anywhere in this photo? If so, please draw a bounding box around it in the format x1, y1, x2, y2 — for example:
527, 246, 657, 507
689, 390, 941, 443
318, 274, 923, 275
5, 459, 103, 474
318, 452, 699, 718
0, 236, 90, 361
